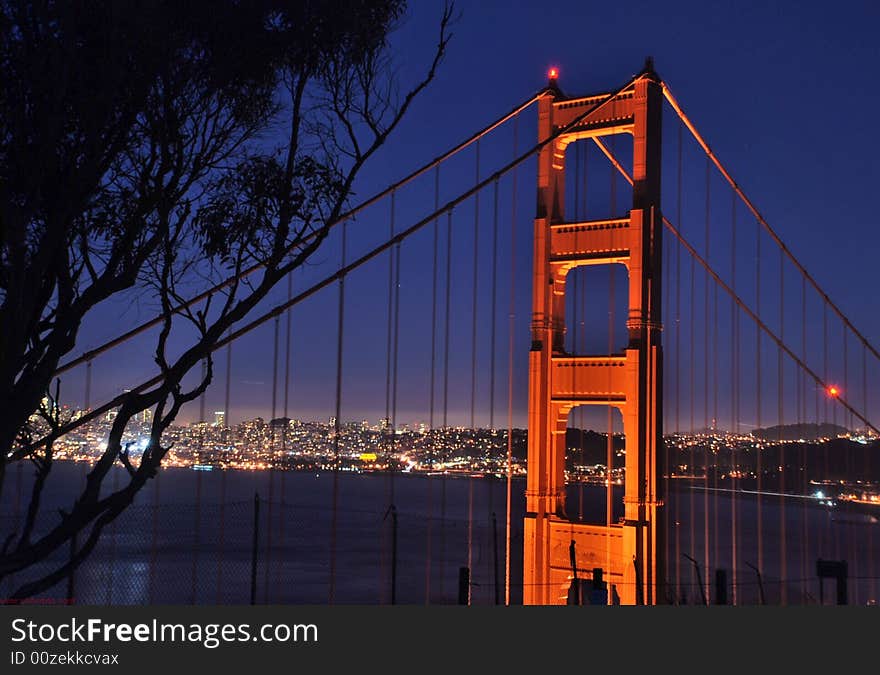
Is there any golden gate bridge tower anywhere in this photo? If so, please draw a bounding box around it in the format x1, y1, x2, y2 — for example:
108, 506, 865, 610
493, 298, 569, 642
524, 60, 665, 605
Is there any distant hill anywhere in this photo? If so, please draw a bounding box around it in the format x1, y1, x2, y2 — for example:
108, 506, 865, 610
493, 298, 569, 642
752, 422, 848, 442
565, 428, 624, 465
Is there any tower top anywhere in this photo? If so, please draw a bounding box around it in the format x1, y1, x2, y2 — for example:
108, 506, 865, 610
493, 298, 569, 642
546, 66, 562, 95
640, 56, 659, 81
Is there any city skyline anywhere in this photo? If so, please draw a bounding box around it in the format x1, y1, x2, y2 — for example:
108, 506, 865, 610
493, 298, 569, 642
51, 2, 880, 438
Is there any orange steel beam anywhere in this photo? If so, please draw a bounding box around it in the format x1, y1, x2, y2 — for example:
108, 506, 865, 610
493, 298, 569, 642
524, 61, 664, 606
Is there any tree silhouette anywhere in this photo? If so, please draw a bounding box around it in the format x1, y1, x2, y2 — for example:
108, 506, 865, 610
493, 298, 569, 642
0, 0, 453, 600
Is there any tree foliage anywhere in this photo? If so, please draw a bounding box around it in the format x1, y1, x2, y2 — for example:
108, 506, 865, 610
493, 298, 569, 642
0, 0, 452, 600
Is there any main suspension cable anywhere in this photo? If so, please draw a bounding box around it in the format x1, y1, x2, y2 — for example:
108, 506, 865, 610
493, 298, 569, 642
662, 83, 880, 364
594, 138, 880, 434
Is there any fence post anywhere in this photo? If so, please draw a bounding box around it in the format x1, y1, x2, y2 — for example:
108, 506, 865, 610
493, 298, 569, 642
251, 492, 260, 605
816, 558, 848, 605
684, 553, 708, 606
384, 504, 398, 605
745, 561, 765, 605
566, 540, 580, 605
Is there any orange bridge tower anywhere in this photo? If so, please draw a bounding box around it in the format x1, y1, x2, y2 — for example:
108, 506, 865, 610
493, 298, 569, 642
523, 62, 665, 605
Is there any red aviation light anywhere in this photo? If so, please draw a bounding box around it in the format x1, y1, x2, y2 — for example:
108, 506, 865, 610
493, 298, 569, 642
548, 67, 559, 80
827, 385, 840, 398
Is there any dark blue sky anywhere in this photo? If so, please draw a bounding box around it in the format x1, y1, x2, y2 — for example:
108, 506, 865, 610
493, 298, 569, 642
71, 1, 880, 432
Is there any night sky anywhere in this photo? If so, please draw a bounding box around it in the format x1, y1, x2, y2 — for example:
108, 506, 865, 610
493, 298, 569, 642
67, 1, 880, 433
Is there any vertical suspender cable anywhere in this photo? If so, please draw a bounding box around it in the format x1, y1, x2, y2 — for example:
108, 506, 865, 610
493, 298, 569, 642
823, 301, 830, 556
385, 191, 395, 479
713, 271, 720, 583
823, 302, 829, 423
193, 358, 206, 604
391, 191, 400, 505
277, 273, 292, 596
224, 335, 233, 435
199, 358, 207, 425
264, 317, 279, 603
756, 220, 763, 578
703, 157, 711, 598
284, 272, 293, 434
468, 142, 480, 602
778, 247, 787, 604
674, 124, 682, 602
865, 343, 875, 603
84, 361, 92, 411
489, 179, 499, 428
272, 317, 279, 437
218, 330, 232, 603
663, 191, 671, 595
381, 190, 395, 603
801, 276, 809, 603
864, 345, 869, 431
689, 201, 696, 568
489, 176, 500, 600
425, 166, 440, 604
845, 330, 851, 432
328, 221, 347, 604
390, 193, 402, 604
441, 208, 453, 602
731, 192, 738, 606
505, 116, 519, 606
843, 327, 857, 604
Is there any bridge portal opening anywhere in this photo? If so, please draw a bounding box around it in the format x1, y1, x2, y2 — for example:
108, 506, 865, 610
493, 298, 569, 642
564, 264, 629, 356
565, 404, 625, 526
565, 136, 634, 222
